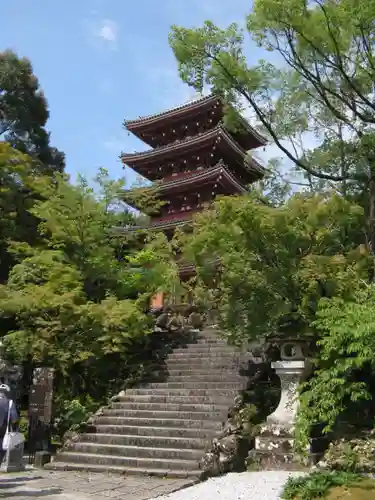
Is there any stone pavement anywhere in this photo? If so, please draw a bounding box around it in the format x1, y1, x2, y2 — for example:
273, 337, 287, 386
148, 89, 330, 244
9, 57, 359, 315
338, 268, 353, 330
0, 469, 194, 499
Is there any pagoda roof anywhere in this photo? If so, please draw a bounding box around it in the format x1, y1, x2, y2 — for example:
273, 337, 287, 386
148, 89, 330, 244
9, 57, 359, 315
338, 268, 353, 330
124, 94, 216, 128
158, 163, 248, 195
121, 126, 266, 181
122, 162, 248, 210
124, 94, 267, 150
114, 216, 193, 234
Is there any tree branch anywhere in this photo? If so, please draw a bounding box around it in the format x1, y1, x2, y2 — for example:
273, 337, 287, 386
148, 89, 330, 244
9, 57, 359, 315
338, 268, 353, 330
313, 0, 375, 114
205, 49, 349, 182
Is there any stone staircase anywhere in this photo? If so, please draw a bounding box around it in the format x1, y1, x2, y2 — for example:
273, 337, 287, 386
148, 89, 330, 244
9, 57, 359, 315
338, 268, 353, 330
47, 327, 251, 478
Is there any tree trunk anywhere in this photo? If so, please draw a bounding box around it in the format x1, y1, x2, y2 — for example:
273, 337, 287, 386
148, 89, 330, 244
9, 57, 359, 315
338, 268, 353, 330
368, 167, 375, 281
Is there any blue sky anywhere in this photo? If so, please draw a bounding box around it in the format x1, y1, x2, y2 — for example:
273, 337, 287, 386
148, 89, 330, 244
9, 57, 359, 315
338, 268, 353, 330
2, 0, 268, 187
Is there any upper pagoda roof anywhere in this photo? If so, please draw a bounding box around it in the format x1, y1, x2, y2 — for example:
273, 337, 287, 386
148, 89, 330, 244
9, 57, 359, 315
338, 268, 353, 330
124, 94, 267, 150
124, 94, 216, 128
121, 126, 266, 181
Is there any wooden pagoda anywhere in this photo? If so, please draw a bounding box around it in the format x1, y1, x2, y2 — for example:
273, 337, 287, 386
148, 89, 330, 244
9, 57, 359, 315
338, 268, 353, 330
120, 94, 267, 308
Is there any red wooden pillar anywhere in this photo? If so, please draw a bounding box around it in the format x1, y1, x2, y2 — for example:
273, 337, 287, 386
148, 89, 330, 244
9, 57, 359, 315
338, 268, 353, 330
151, 291, 164, 310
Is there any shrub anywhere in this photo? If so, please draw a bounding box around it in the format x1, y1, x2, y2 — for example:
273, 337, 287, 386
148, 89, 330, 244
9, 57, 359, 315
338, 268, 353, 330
324, 437, 375, 473
281, 471, 363, 500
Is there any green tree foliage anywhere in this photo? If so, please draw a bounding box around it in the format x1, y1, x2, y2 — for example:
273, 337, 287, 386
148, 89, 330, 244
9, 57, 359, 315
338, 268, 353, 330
175, 191, 375, 445
281, 470, 374, 500
0, 142, 43, 282
0, 50, 65, 173
169, 0, 375, 251
0, 52, 66, 282
0, 169, 178, 407
170, 0, 375, 450
297, 285, 375, 443
179, 192, 368, 344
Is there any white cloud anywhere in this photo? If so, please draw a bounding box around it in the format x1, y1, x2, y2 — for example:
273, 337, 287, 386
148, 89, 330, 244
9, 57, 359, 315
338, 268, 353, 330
84, 16, 118, 49
98, 19, 117, 42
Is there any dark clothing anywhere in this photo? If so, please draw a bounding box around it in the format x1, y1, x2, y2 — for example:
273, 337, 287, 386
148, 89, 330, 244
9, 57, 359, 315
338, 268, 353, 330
0, 396, 18, 433
0, 396, 19, 462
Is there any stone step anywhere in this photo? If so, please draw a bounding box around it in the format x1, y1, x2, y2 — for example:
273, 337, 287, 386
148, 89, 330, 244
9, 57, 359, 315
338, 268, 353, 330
192, 340, 228, 345
161, 375, 246, 383
167, 351, 242, 359
64, 442, 204, 461
46, 460, 201, 478
165, 361, 246, 370
116, 394, 235, 405
147, 381, 246, 389
124, 388, 239, 398
50, 326, 249, 477
94, 416, 223, 430
166, 369, 243, 377
111, 402, 229, 412
93, 425, 217, 439
172, 345, 237, 353
53, 451, 201, 472
101, 409, 226, 420
81, 433, 209, 450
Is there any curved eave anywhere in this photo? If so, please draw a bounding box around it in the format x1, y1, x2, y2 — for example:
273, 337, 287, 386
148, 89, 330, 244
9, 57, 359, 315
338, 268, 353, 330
121, 127, 219, 166
121, 126, 266, 180
121, 164, 248, 212
235, 117, 267, 149
124, 93, 267, 149
158, 164, 248, 196
113, 218, 192, 234
124, 95, 217, 130
219, 128, 267, 180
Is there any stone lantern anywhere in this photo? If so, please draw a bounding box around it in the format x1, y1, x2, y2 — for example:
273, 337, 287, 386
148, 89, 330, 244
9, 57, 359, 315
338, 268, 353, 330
250, 334, 314, 468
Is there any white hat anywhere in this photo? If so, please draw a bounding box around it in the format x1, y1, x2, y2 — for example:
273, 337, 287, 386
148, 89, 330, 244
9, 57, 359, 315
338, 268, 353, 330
0, 384, 10, 393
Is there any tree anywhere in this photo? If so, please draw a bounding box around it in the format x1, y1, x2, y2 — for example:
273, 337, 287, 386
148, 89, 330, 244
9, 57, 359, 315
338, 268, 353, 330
0, 142, 42, 282
297, 285, 375, 441
0, 50, 65, 173
177, 192, 368, 344
175, 191, 375, 445
169, 0, 375, 256
0, 170, 177, 402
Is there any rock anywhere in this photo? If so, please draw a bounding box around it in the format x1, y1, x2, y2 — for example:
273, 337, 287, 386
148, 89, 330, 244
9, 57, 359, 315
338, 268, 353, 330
167, 314, 183, 331
218, 434, 240, 455
199, 452, 221, 476
200, 396, 256, 477
222, 419, 241, 436
189, 312, 204, 329
234, 395, 244, 406
219, 452, 231, 465
62, 430, 80, 443
155, 313, 169, 329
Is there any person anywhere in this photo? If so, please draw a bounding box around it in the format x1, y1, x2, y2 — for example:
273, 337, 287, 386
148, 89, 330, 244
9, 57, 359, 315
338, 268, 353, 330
0, 384, 19, 463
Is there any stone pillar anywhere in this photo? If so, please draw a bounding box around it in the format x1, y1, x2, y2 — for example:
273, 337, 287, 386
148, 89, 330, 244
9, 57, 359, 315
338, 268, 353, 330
265, 360, 307, 430
249, 338, 313, 469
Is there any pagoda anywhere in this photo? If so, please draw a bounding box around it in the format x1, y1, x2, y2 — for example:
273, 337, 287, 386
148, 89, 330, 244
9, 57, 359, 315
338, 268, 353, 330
121, 94, 267, 308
